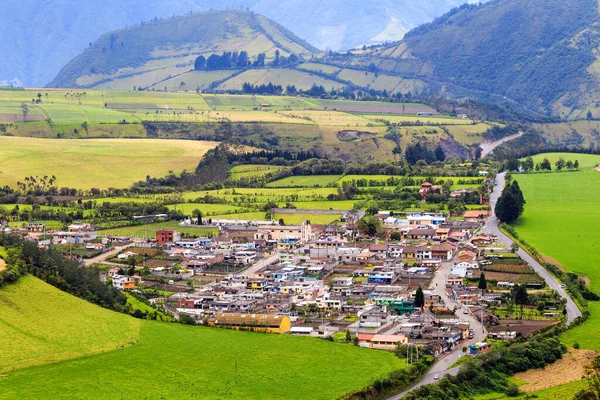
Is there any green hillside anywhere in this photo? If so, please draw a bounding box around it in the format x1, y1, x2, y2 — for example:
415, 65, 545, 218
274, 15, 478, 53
0, 275, 141, 372
49, 10, 319, 90
0, 276, 407, 399
334, 0, 600, 117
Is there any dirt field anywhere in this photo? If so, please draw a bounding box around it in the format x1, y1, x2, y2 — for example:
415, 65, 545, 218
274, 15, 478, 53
488, 319, 559, 337
514, 348, 597, 392
0, 114, 44, 122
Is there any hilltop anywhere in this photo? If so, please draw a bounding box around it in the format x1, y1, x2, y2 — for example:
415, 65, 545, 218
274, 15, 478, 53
335, 0, 600, 118
1, 0, 476, 87
49, 10, 319, 90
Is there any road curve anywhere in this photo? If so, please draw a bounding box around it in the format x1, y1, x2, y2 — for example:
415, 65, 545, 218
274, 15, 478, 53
483, 172, 582, 324
480, 132, 524, 158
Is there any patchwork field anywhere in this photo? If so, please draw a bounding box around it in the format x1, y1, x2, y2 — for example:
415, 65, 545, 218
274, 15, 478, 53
97, 221, 219, 238
0, 136, 217, 189
0, 277, 407, 399
230, 164, 286, 180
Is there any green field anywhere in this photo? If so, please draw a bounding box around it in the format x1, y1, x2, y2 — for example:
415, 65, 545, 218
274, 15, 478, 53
473, 379, 587, 400
166, 203, 246, 216
98, 221, 219, 238
513, 153, 600, 349
230, 164, 286, 180
0, 136, 217, 189
0, 275, 141, 372
0, 277, 407, 399
267, 175, 342, 187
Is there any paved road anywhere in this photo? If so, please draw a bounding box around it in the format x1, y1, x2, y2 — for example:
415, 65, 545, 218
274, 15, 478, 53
388, 258, 487, 399
83, 244, 132, 266
483, 172, 581, 324
480, 132, 524, 158
239, 253, 279, 277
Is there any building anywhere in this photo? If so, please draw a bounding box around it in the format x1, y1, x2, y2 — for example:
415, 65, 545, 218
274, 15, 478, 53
407, 212, 446, 227
210, 313, 291, 334
112, 275, 135, 290
156, 229, 180, 246
27, 222, 45, 233
463, 210, 489, 222
68, 222, 91, 232
468, 342, 492, 355
369, 334, 408, 350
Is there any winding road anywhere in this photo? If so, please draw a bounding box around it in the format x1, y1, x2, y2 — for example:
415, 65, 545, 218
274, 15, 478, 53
479, 132, 524, 158
483, 172, 581, 324
388, 171, 582, 399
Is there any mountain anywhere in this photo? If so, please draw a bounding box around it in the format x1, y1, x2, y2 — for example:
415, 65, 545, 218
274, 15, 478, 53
1, 0, 478, 87
337, 0, 600, 117
49, 10, 319, 89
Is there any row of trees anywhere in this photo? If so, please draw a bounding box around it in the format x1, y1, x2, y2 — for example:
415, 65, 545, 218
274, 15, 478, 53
194, 50, 300, 71
405, 142, 446, 165
508, 156, 580, 172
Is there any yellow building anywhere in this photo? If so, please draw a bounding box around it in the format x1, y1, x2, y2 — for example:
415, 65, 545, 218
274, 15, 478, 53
369, 334, 409, 350
210, 313, 291, 334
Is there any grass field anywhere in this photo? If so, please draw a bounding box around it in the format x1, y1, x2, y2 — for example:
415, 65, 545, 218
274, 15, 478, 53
267, 175, 342, 187
0, 136, 217, 189
0, 277, 407, 399
98, 221, 218, 238
230, 164, 286, 180
513, 153, 600, 349
472, 379, 587, 400
0, 275, 141, 372
166, 203, 246, 216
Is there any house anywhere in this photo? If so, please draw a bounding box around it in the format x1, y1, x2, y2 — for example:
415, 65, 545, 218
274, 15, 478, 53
407, 212, 446, 227
27, 222, 45, 233
446, 275, 463, 286
68, 222, 91, 232
210, 313, 291, 334
407, 228, 437, 241
85, 243, 104, 251
463, 210, 489, 222
471, 235, 492, 245
468, 342, 492, 355
369, 334, 408, 350
117, 251, 136, 260
156, 229, 180, 246
419, 182, 443, 198
112, 275, 135, 290
435, 228, 451, 240
431, 244, 454, 260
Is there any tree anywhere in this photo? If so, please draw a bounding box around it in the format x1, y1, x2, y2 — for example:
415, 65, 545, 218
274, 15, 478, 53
574, 160, 580, 170
520, 156, 534, 172
495, 179, 525, 223
194, 55, 206, 70
540, 158, 552, 171
434, 144, 446, 162
390, 231, 401, 241
20, 103, 29, 122
583, 355, 600, 399
565, 160, 574, 170
345, 329, 352, 342
478, 272, 487, 295
555, 157, 566, 171
514, 284, 529, 318
357, 215, 381, 237
414, 286, 425, 310
505, 158, 520, 172
536, 301, 545, 314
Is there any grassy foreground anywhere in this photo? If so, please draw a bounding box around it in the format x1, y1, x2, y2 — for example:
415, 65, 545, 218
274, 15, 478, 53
0, 275, 141, 372
0, 136, 217, 189
0, 276, 406, 399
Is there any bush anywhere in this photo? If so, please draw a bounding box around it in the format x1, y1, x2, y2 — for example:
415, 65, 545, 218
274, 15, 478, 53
506, 383, 520, 397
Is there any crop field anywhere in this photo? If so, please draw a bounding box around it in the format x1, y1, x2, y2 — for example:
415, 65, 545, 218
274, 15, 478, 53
230, 164, 286, 180
0, 278, 407, 399
183, 187, 339, 202
513, 153, 600, 349
446, 123, 495, 145
0, 275, 141, 372
97, 221, 218, 238
0, 136, 217, 189
313, 99, 435, 114
266, 175, 342, 187
297, 62, 342, 75
280, 109, 377, 127
166, 203, 246, 216
202, 94, 316, 111
363, 114, 474, 125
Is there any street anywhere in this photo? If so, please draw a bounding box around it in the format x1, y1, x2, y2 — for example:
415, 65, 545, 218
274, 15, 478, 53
483, 172, 581, 324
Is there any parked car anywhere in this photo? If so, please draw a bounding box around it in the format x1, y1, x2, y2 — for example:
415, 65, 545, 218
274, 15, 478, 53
434, 374, 439, 380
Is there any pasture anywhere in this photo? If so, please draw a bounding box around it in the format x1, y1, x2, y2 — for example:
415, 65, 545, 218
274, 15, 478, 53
230, 164, 286, 180
0, 136, 217, 189
0, 278, 407, 399
513, 153, 600, 349
0, 275, 141, 372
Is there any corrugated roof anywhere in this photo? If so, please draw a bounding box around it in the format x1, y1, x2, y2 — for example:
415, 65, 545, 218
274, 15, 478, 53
213, 313, 288, 327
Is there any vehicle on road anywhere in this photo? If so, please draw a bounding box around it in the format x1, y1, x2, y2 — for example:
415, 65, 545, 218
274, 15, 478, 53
560, 283, 566, 289
434, 374, 439, 380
